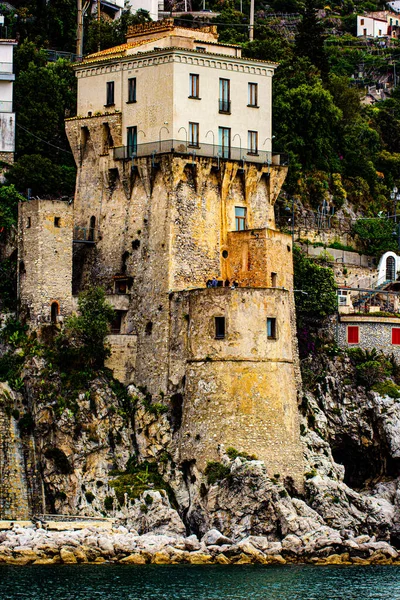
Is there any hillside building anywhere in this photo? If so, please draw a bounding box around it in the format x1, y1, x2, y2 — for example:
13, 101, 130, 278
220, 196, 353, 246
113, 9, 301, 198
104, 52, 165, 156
357, 11, 400, 37
18, 20, 304, 489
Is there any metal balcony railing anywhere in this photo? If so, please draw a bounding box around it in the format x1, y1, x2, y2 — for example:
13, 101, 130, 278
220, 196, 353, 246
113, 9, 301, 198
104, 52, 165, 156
113, 139, 288, 166
219, 99, 231, 113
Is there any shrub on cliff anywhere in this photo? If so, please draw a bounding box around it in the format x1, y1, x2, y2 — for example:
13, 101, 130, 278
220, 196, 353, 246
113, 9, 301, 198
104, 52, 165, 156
293, 246, 337, 323
58, 287, 115, 369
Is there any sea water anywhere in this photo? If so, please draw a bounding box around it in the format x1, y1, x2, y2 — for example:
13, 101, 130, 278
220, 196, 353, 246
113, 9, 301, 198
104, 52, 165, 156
1, 564, 400, 600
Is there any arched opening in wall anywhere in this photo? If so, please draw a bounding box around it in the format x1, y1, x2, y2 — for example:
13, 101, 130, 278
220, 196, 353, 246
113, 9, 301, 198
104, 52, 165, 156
88, 216, 96, 242
51, 302, 59, 324
102, 122, 114, 155
386, 255, 396, 281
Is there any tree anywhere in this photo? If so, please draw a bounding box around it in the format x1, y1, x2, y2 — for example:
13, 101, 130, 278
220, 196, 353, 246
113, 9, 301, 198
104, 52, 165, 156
293, 246, 337, 323
0, 185, 26, 229
352, 218, 398, 258
295, 0, 328, 77
13, 51, 76, 162
5, 155, 76, 197
61, 287, 115, 369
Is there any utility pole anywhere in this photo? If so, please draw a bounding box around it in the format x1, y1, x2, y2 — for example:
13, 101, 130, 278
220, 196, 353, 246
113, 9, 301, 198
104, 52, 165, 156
76, 0, 83, 58
97, 0, 101, 53
249, 0, 254, 41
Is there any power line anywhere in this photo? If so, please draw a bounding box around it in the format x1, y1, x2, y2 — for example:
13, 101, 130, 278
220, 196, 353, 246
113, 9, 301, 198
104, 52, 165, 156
16, 124, 73, 155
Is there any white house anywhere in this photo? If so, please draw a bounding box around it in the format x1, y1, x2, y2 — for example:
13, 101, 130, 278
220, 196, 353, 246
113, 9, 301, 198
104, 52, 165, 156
357, 11, 400, 37
75, 20, 275, 158
357, 14, 389, 37
0, 37, 16, 164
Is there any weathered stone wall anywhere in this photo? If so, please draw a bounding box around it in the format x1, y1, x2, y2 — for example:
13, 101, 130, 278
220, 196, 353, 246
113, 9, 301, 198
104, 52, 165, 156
226, 228, 293, 288
65, 117, 303, 485
338, 316, 400, 359
169, 287, 304, 490
105, 334, 137, 384
0, 385, 30, 520
18, 199, 73, 325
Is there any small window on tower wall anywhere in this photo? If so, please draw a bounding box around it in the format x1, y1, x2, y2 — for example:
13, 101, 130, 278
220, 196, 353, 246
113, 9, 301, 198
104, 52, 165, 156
54, 217, 61, 227
347, 325, 359, 344
392, 328, 400, 345
215, 316, 225, 339
267, 317, 277, 339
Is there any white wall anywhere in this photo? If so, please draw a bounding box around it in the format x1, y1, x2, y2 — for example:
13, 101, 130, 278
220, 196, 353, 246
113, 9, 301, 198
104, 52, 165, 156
172, 59, 273, 152
357, 15, 388, 36
76, 50, 274, 153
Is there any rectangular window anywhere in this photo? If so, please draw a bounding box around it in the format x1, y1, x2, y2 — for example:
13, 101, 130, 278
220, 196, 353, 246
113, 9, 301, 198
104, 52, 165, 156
363, 28, 367, 35
111, 311, 123, 334
106, 81, 115, 106
267, 318, 277, 340
235, 206, 246, 231
189, 122, 199, 147
392, 328, 400, 345
128, 77, 136, 103
26, 217, 31, 228
54, 217, 61, 228
360, 18, 364, 24
127, 126, 137, 157
215, 316, 225, 339
219, 78, 230, 113
347, 325, 359, 344
218, 126, 231, 158
248, 130, 258, 155
189, 73, 199, 98
248, 82, 258, 107
271, 272, 277, 287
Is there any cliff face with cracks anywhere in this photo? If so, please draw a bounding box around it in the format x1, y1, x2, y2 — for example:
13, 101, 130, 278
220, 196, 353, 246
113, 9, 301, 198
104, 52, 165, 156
3, 340, 400, 561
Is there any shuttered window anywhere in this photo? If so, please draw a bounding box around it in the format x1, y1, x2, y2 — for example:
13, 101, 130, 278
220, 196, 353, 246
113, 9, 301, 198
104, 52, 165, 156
392, 328, 400, 345
347, 326, 359, 344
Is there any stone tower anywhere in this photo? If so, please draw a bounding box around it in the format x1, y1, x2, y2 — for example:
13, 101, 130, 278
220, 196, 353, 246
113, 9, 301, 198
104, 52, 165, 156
17, 199, 73, 327
63, 21, 304, 488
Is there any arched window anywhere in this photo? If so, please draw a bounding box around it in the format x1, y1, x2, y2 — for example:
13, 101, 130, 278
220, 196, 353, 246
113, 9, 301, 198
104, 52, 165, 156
386, 256, 396, 281
51, 302, 59, 324
88, 216, 96, 242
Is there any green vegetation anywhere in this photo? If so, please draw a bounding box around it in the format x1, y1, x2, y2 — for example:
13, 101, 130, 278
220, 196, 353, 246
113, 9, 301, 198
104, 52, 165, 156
109, 459, 175, 507
204, 461, 230, 485
348, 347, 393, 388
352, 218, 398, 258
59, 287, 115, 369
293, 246, 337, 323
372, 380, 400, 399
226, 446, 257, 461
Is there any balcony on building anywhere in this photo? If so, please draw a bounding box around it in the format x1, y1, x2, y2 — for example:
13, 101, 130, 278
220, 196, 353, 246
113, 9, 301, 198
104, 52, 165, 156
113, 139, 287, 168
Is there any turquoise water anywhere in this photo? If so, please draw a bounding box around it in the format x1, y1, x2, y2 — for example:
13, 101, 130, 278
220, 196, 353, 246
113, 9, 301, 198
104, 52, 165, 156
1, 564, 400, 599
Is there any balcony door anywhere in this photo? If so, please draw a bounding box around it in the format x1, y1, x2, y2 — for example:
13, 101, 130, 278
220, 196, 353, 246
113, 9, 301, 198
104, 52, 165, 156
218, 127, 231, 159
127, 126, 137, 158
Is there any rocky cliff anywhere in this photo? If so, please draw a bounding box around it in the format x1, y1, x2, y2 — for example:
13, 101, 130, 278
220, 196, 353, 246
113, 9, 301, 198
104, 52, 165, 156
3, 331, 400, 561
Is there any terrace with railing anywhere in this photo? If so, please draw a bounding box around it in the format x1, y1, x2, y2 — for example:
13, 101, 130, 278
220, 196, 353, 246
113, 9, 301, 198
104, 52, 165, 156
113, 139, 288, 166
